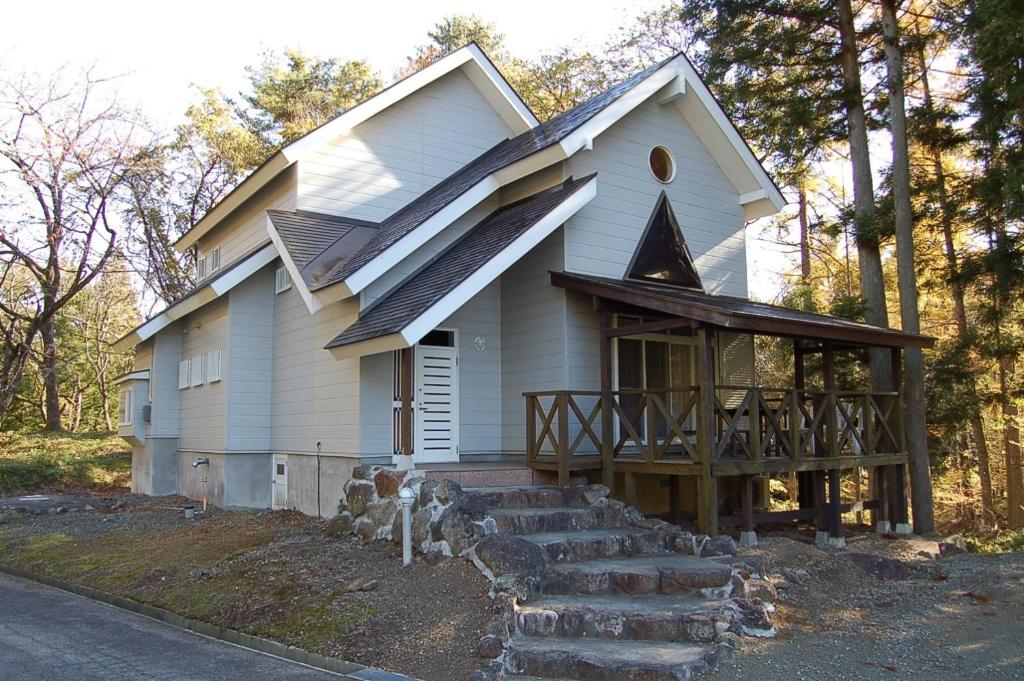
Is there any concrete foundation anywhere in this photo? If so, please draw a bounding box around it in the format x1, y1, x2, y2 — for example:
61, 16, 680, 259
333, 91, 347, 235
130, 437, 179, 496
895, 522, 912, 536
876, 520, 893, 535
285, 454, 377, 517
828, 536, 847, 549
739, 531, 758, 547
177, 452, 272, 510
814, 530, 830, 547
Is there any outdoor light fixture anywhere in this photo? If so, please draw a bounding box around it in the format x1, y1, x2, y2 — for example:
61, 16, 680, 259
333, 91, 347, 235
398, 486, 415, 567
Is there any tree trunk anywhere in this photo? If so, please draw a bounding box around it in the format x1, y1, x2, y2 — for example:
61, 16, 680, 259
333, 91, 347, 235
799, 185, 811, 281
999, 355, 1024, 527
881, 0, 934, 533
40, 311, 62, 432
915, 39, 995, 525
837, 0, 892, 392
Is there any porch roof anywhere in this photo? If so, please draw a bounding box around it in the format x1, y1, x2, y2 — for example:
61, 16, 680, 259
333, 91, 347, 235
551, 271, 934, 349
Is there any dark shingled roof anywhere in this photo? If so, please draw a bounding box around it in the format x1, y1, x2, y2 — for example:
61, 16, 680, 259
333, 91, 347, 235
267, 209, 380, 286
551, 272, 935, 348
311, 55, 678, 291
326, 175, 596, 349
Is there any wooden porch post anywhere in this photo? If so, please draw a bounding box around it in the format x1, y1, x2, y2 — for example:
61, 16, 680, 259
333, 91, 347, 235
794, 340, 814, 510
600, 308, 615, 489
890, 347, 911, 534
397, 347, 415, 469
821, 342, 843, 545
695, 325, 719, 536
740, 474, 757, 547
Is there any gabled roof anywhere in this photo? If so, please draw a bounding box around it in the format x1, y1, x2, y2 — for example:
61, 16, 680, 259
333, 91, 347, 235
326, 175, 598, 358
175, 43, 538, 252
314, 57, 676, 294
267, 210, 379, 281
552, 272, 934, 349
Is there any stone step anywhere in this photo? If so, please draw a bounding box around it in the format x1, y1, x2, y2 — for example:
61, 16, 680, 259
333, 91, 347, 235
487, 506, 628, 535
518, 527, 676, 563
516, 594, 736, 643
542, 555, 735, 597
504, 637, 722, 681
466, 485, 579, 510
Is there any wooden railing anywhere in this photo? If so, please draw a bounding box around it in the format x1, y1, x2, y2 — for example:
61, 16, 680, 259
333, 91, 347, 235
524, 385, 904, 482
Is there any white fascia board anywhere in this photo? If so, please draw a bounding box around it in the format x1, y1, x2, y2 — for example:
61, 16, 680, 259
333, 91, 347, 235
676, 59, 786, 214
113, 371, 150, 385
111, 329, 144, 353
400, 176, 598, 347
327, 332, 407, 361
265, 216, 323, 314
175, 153, 290, 252
131, 243, 279, 347
339, 174, 502, 296
460, 43, 539, 133
558, 59, 685, 157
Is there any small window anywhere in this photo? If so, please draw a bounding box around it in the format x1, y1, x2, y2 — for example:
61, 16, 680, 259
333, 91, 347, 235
209, 247, 221, 272
649, 146, 675, 183
196, 256, 207, 281
118, 387, 133, 426
207, 349, 223, 383
419, 329, 455, 347
178, 359, 190, 390
275, 266, 292, 294
190, 354, 205, 387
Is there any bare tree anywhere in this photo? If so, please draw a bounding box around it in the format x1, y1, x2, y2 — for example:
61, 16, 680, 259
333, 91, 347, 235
0, 67, 145, 428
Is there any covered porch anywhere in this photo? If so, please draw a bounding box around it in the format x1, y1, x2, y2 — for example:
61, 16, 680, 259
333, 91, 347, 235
524, 272, 934, 541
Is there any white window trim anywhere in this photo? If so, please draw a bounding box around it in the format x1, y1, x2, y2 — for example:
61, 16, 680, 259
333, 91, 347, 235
208, 247, 221, 272
178, 359, 190, 390
190, 354, 205, 387
207, 348, 223, 383
118, 387, 132, 426
275, 266, 292, 294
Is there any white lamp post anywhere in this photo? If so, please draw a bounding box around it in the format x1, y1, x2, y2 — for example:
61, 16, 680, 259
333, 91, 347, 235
398, 487, 415, 566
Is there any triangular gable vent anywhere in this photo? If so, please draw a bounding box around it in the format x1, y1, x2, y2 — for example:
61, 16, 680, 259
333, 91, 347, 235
625, 192, 703, 289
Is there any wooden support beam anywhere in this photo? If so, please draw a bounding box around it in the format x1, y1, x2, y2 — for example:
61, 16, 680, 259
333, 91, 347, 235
695, 325, 719, 536
741, 475, 755, 533
599, 308, 615, 489
399, 347, 414, 457
624, 471, 638, 507
794, 339, 814, 510
557, 393, 570, 488
814, 470, 828, 533
718, 499, 879, 527
828, 467, 843, 541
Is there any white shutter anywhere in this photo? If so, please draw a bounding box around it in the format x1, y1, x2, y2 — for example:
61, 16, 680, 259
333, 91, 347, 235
207, 349, 222, 382
275, 266, 292, 294
196, 256, 207, 280
119, 387, 132, 425
209, 247, 221, 272
178, 359, 190, 389
190, 354, 205, 386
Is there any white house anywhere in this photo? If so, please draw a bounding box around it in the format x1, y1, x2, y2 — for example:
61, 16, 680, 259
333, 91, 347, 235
115, 44, 926, 532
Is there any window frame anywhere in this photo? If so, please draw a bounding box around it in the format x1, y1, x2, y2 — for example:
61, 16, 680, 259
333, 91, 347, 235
178, 359, 191, 390
648, 145, 676, 184
118, 386, 133, 426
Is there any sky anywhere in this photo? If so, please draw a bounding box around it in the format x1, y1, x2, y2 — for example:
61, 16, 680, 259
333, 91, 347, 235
3, 0, 794, 297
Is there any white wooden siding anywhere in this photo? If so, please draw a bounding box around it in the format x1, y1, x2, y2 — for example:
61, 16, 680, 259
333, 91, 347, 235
196, 165, 297, 266
500, 229, 568, 452
441, 282, 501, 455
226, 266, 275, 452
271, 282, 361, 455
564, 96, 748, 297
178, 300, 228, 451
149, 329, 181, 438
297, 70, 515, 221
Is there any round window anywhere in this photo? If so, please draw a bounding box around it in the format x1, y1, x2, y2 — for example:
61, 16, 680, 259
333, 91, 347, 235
649, 146, 675, 183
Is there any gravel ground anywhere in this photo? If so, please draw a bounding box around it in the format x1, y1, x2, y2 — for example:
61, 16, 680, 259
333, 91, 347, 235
0, 494, 493, 681
721, 533, 1024, 680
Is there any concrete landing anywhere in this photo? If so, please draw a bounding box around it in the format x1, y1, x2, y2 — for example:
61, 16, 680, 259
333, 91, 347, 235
506, 636, 717, 681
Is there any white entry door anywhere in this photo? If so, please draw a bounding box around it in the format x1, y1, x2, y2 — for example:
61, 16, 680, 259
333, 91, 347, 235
414, 344, 459, 463
272, 455, 288, 509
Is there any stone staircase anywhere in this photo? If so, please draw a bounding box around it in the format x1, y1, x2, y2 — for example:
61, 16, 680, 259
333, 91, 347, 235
464, 485, 775, 681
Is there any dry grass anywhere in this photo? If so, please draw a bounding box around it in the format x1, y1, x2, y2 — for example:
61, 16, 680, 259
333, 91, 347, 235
0, 431, 130, 494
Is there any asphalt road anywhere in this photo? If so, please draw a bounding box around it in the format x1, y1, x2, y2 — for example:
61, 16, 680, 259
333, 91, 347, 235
0, 572, 351, 681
